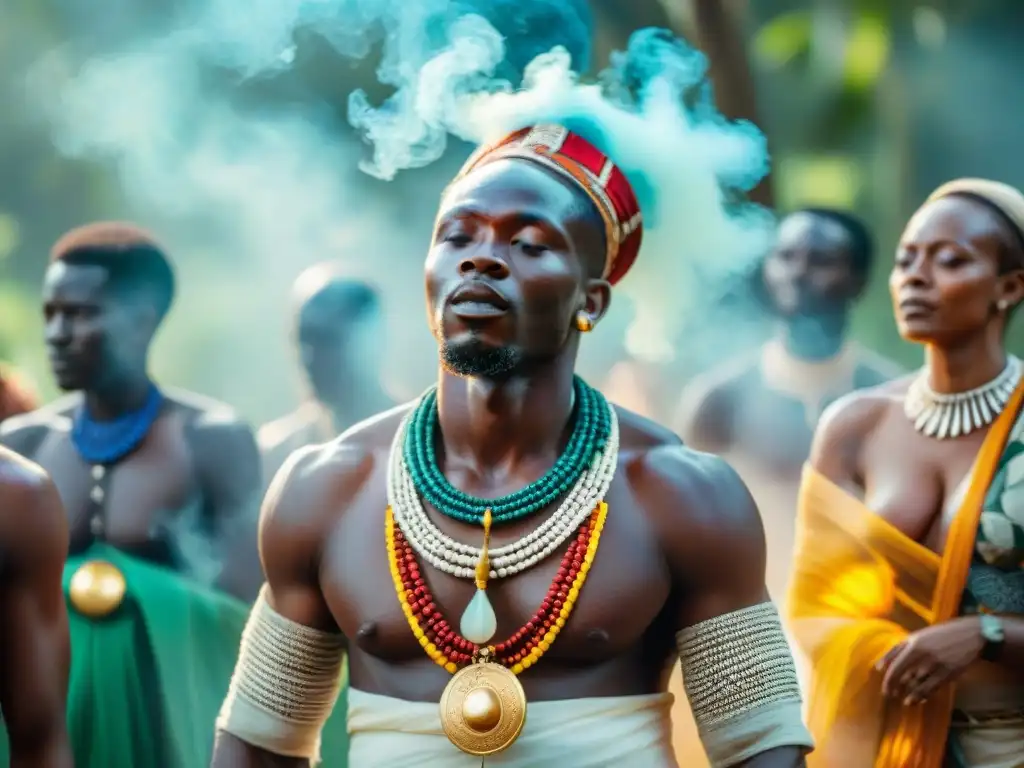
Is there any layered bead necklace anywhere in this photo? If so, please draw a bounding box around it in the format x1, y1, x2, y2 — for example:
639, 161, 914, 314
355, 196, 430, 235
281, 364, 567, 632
385, 378, 618, 758
402, 376, 613, 524
388, 403, 619, 580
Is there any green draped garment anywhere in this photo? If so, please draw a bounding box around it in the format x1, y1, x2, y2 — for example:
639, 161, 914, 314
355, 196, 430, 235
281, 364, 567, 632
0, 543, 349, 767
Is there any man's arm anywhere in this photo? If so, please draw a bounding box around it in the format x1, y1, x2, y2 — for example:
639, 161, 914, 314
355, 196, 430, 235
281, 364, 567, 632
0, 463, 73, 768
642, 446, 811, 768
212, 443, 363, 768
191, 414, 264, 601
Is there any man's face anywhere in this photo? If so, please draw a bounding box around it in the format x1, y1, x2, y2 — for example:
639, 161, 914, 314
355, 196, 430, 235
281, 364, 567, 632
762, 212, 860, 318
297, 302, 371, 402
42, 262, 137, 392
425, 158, 606, 379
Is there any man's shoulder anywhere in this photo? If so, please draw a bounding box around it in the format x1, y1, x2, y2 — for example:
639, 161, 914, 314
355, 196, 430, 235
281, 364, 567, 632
672, 352, 760, 447
166, 388, 257, 450
621, 429, 765, 583
678, 352, 760, 410
853, 346, 908, 386
617, 406, 756, 535
0, 446, 66, 556
616, 405, 685, 452
0, 404, 69, 455
0, 444, 52, 494
166, 387, 246, 428
265, 402, 413, 524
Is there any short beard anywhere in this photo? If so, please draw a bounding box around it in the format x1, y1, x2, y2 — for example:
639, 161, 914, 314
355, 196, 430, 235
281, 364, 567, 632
440, 337, 522, 379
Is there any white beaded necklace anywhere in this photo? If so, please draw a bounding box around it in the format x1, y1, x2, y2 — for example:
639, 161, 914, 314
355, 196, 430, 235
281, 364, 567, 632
387, 405, 620, 580
904, 355, 1023, 439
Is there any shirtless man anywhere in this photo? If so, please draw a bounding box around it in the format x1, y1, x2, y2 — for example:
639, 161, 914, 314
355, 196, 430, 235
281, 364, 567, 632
1, 222, 261, 595
214, 125, 812, 767
0, 448, 72, 768
259, 266, 393, 484
678, 208, 901, 476
675, 207, 902, 600
0, 222, 262, 767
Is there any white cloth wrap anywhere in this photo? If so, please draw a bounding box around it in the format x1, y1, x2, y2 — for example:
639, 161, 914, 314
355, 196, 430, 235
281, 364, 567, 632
216, 587, 346, 762
677, 601, 815, 767
347, 688, 676, 766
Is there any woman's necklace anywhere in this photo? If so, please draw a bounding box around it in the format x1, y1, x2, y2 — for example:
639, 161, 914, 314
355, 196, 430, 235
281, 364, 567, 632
904, 355, 1023, 439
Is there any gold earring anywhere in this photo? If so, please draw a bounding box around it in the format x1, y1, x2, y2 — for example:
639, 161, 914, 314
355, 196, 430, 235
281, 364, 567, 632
575, 312, 594, 333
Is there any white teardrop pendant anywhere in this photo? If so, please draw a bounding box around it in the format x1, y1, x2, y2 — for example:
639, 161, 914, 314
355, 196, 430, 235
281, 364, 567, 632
461, 508, 497, 647
460, 588, 497, 645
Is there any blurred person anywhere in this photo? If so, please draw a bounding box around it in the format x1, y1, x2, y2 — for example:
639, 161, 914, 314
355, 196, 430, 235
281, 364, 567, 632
255, 266, 396, 767
789, 179, 1024, 767
668, 209, 902, 766
0, 364, 39, 424
0, 447, 73, 768
212, 124, 812, 768
0, 222, 261, 768
678, 207, 901, 478
675, 208, 903, 601
259, 265, 393, 484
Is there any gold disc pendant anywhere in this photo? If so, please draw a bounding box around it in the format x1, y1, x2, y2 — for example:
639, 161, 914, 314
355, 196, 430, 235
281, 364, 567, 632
68, 560, 127, 618
439, 661, 527, 756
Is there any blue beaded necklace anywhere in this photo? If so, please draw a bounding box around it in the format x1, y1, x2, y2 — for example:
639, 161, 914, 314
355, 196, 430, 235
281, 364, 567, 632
71, 383, 164, 465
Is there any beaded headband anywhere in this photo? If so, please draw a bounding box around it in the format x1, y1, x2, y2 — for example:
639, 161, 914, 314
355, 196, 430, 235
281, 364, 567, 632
452, 124, 644, 285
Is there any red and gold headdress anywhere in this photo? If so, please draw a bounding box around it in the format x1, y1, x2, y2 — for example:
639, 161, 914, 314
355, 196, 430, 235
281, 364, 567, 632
453, 124, 644, 285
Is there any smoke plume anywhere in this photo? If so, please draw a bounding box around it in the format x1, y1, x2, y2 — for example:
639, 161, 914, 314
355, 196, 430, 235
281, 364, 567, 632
29, 0, 769, 369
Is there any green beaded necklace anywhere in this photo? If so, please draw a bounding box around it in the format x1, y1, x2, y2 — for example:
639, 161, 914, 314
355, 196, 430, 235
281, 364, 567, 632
403, 376, 612, 525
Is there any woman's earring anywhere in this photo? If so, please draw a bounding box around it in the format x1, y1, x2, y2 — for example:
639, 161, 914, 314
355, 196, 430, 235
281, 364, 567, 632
575, 311, 594, 333
998, 299, 1010, 312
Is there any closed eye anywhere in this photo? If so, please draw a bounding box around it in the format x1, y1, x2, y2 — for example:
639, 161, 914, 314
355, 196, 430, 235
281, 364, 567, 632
515, 240, 549, 256
445, 234, 472, 247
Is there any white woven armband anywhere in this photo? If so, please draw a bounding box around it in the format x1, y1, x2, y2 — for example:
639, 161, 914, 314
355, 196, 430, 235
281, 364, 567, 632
216, 587, 346, 762
677, 602, 814, 768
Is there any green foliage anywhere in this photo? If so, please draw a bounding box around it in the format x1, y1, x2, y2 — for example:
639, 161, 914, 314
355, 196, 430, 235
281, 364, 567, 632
753, 11, 813, 69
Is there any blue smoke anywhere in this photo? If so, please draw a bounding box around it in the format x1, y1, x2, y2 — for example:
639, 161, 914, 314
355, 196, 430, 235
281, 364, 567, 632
34, 0, 772, 364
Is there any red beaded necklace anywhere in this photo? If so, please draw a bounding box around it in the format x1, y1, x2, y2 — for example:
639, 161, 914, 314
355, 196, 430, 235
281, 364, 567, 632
386, 502, 607, 674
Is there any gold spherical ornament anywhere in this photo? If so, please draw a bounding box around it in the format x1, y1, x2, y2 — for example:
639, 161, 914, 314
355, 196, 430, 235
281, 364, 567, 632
575, 312, 594, 333
462, 687, 503, 732
439, 662, 526, 756
68, 560, 127, 619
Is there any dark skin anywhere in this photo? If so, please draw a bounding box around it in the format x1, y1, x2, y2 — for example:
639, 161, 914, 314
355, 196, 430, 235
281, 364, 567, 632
678, 211, 899, 477
809, 194, 1024, 707
0, 446, 73, 768
0, 259, 262, 601
258, 269, 392, 486
213, 159, 804, 767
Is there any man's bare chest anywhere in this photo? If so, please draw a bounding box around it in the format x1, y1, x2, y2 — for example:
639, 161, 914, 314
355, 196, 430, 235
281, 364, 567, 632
731, 388, 818, 471
319, 470, 674, 670
33, 426, 199, 548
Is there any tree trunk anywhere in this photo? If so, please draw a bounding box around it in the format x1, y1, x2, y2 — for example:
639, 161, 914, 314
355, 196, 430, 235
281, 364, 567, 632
688, 0, 774, 207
